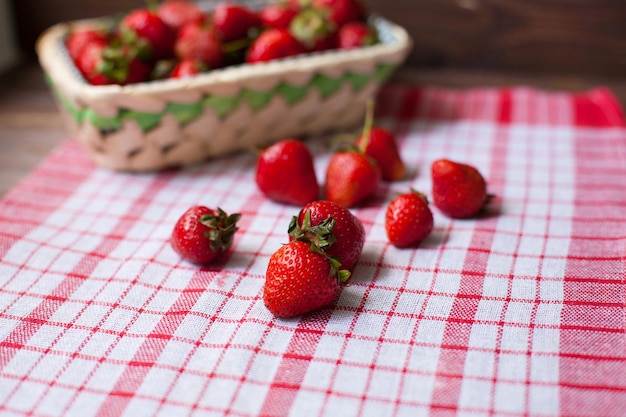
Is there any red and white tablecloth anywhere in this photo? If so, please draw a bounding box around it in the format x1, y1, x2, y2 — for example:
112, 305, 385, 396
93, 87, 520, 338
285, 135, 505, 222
1, 85, 625, 417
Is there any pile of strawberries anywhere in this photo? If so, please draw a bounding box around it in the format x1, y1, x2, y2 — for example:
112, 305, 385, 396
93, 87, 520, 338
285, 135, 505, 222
65, 0, 377, 85
170, 103, 494, 318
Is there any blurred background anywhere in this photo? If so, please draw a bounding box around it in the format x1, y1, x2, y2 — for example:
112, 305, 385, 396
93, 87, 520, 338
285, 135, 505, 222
1, 0, 625, 196
2, 0, 626, 77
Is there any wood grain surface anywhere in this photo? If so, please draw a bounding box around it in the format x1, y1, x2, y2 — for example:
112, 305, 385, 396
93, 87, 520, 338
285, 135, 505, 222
366, 0, 626, 76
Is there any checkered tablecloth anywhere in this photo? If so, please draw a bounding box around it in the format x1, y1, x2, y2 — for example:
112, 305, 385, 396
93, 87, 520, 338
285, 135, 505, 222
1, 85, 625, 417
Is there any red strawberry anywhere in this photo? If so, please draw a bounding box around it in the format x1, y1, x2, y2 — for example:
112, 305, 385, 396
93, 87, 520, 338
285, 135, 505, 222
290, 200, 365, 271
325, 150, 381, 208
255, 139, 319, 206
287, 0, 307, 10
260, 3, 299, 29
66, 27, 110, 62
157, 0, 207, 33
175, 21, 224, 69
312, 0, 365, 27
75, 42, 150, 85
355, 126, 405, 181
431, 159, 490, 218
353, 101, 405, 181
289, 9, 338, 52
171, 59, 207, 78
246, 28, 306, 63
119, 8, 175, 61
75, 42, 113, 85
338, 21, 377, 49
171, 206, 241, 265
385, 190, 434, 248
212, 3, 262, 42
264, 240, 350, 317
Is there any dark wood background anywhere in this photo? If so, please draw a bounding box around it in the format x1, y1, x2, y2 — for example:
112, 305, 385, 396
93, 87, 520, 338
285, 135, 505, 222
10, 0, 626, 77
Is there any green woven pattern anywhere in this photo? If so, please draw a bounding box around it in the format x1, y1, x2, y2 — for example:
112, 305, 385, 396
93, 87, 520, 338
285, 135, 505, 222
49, 63, 397, 133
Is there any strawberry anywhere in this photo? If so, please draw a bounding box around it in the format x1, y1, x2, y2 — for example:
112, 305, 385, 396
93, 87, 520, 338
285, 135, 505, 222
171, 206, 241, 265
175, 21, 224, 69
119, 8, 175, 61
289, 8, 338, 52
66, 27, 110, 62
354, 101, 405, 181
325, 149, 381, 208
290, 200, 365, 271
75, 42, 114, 85
338, 21, 378, 49
385, 190, 434, 248
171, 59, 207, 78
312, 0, 365, 28
246, 28, 306, 63
260, 3, 299, 29
75, 42, 151, 85
355, 126, 405, 181
212, 3, 262, 42
264, 240, 350, 317
157, 0, 207, 33
255, 139, 319, 206
431, 159, 490, 218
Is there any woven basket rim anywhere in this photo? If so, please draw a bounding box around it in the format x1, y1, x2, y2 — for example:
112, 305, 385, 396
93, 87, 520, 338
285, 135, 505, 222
36, 14, 413, 101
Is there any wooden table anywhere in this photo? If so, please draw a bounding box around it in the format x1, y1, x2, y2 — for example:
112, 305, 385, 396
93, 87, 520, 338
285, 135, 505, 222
1, 61, 625, 197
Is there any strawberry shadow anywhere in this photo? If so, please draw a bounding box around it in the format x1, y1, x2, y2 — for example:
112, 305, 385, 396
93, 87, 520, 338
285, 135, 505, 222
417, 229, 448, 248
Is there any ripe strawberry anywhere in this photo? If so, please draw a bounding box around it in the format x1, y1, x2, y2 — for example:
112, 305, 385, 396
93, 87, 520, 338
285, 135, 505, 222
325, 149, 381, 208
171, 59, 207, 78
355, 126, 405, 181
338, 21, 377, 49
255, 139, 319, 206
171, 206, 241, 265
175, 21, 224, 69
246, 28, 306, 63
119, 8, 175, 61
66, 27, 110, 61
431, 159, 490, 218
157, 0, 207, 33
212, 3, 262, 42
289, 9, 338, 52
385, 190, 434, 248
260, 3, 299, 29
75, 42, 113, 85
264, 240, 350, 317
75, 42, 150, 85
312, 0, 365, 28
290, 200, 365, 271
353, 101, 405, 181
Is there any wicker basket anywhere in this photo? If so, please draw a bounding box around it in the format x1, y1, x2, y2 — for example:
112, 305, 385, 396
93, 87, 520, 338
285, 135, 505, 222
36, 14, 412, 172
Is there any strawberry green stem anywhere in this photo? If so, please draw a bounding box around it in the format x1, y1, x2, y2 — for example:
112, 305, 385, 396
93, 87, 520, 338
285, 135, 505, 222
410, 188, 430, 204
358, 99, 375, 153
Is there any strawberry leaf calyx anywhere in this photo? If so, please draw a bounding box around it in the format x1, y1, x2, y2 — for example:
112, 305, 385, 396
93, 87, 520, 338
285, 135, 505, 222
199, 207, 242, 252
95, 43, 143, 84
288, 211, 337, 251
290, 8, 333, 48
327, 255, 351, 283
118, 26, 153, 61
